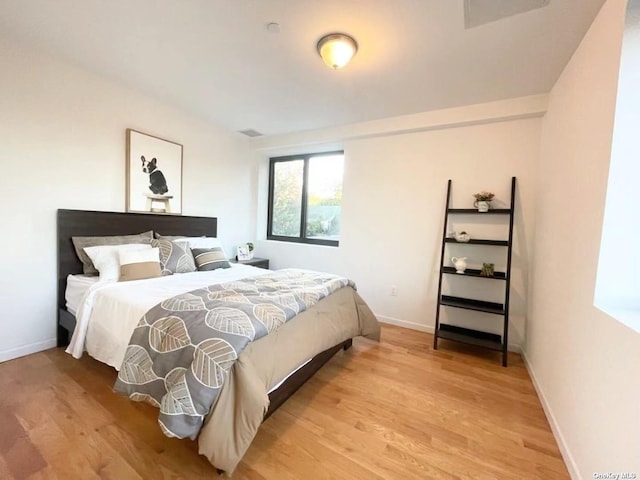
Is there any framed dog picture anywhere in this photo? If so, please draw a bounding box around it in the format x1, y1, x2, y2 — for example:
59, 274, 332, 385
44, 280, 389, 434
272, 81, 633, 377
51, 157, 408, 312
126, 129, 183, 214
237, 245, 251, 261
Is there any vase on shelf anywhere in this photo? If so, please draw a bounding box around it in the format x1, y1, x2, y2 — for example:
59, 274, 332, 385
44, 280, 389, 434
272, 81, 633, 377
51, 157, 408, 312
474, 200, 490, 212
451, 256, 467, 274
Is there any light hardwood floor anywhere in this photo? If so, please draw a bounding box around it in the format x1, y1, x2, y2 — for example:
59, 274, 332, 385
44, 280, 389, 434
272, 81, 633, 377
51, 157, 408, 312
0, 325, 568, 479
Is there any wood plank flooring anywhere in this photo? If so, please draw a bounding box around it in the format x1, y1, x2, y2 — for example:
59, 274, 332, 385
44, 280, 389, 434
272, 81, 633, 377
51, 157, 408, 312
0, 325, 569, 479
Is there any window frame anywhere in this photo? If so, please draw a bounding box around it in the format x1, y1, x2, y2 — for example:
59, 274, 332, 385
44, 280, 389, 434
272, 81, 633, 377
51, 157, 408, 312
267, 150, 344, 247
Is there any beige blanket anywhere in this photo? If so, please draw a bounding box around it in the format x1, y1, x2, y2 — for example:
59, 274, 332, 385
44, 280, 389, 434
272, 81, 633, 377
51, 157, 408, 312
197, 286, 380, 473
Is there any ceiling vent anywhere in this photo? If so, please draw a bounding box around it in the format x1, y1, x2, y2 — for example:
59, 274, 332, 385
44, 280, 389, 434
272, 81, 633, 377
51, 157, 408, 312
464, 0, 550, 28
238, 129, 263, 137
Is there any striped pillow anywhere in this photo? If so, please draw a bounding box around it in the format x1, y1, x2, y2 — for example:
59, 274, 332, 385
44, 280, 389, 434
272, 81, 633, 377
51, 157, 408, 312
192, 247, 231, 271
119, 247, 162, 281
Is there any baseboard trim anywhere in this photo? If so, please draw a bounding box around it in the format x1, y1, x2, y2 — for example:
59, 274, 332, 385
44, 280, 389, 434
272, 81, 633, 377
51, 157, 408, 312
507, 343, 523, 354
521, 350, 581, 480
377, 315, 522, 352
377, 315, 434, 333
0, 338, 57, 363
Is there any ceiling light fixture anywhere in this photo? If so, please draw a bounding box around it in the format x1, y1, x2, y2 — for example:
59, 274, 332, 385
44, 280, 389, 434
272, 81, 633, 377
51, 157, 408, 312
316, 33, 358, 70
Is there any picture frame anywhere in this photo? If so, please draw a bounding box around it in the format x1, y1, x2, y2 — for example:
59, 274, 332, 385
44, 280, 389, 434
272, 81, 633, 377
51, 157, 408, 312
126, 129, 183, 214
237, 244, 252, 261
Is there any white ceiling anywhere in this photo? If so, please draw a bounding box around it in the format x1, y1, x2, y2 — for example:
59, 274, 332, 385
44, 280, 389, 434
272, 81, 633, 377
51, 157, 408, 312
0, 0, 606, 136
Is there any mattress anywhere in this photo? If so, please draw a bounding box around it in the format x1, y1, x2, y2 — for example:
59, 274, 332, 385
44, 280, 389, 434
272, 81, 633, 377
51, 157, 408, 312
65, 274, 100, 315
66, 263, 270, 368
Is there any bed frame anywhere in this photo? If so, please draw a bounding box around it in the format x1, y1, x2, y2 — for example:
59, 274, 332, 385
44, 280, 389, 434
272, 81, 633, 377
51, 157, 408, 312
56, 209, 351, 420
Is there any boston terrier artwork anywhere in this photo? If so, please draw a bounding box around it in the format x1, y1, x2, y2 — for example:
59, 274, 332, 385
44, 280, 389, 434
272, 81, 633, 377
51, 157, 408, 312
141, 156, 169, 195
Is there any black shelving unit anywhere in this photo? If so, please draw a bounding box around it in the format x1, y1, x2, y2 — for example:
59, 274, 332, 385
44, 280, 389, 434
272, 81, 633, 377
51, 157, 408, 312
444, 238, 509, 246
442, 267, 507, 279
433, 177, 516, 367
447, 208, 512, 215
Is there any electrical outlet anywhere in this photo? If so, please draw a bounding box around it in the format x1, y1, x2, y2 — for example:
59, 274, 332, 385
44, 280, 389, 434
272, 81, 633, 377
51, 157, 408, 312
390, 285, 397, 296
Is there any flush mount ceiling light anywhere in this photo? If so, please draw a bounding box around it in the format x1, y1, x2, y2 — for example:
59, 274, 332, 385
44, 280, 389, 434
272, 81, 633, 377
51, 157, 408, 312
316, 33, 358, 69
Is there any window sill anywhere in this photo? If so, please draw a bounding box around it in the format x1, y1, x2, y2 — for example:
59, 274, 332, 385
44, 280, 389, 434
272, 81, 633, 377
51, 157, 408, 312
261, 239, 340, 249
265, 236, 339, 247
596, 305, 640, 334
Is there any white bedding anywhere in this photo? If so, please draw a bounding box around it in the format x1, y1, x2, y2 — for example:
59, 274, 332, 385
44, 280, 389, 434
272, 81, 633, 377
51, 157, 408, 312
65, 274, 100, 315
66, 264, 270, 369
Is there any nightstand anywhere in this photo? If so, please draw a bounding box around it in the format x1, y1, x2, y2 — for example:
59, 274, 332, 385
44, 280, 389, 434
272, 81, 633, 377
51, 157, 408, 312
230, 257, 270, 269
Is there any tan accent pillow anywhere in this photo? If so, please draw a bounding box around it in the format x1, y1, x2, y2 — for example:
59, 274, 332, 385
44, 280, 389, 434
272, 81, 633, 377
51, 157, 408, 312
119, 248, 161, 282
83, 244, 152, 282
72, 231, 154, 275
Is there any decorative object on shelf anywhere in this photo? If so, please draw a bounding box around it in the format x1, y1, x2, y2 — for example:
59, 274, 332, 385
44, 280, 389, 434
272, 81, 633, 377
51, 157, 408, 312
237, 244, 251, 261
246, 242, 254, 259
451, 256, 468, 274
480, 263, 495, 277
473, 191, 495, 213
454, 231, 471, 242
126, 129, 183, 215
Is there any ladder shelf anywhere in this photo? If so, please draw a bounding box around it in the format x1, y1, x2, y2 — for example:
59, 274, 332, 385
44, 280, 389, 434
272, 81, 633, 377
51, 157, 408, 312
441, 267, 507, 279
437, 324, 503, 351
444, 238, 509, 246
433, 177, 516, 367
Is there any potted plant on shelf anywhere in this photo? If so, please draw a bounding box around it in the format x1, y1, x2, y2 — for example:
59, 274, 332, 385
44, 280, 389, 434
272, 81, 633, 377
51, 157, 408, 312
473, 191, 495, 212
480, 263, 495, 277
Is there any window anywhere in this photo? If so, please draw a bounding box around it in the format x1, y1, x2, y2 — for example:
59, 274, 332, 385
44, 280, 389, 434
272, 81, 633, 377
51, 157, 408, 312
594, 0, 640, 333
267, 151, 344, 246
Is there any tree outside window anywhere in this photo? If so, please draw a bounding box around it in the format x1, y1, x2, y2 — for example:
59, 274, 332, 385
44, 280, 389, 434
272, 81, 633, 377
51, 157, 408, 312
268, 152, 344, 246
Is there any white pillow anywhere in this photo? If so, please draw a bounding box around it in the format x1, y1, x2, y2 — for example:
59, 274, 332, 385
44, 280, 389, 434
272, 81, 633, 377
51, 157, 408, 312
119, 247, 160, 265
182, 236, 223, 250
157, 235, 222, 248
119, 247, 161, 282
83, 244, 152, 281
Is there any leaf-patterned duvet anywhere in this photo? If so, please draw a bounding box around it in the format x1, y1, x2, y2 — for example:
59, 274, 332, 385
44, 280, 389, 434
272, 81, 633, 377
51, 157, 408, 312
113, 269, 353, 439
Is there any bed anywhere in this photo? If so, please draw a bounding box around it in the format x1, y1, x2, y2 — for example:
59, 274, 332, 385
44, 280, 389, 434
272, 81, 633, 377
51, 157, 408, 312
56, 209, 380, 473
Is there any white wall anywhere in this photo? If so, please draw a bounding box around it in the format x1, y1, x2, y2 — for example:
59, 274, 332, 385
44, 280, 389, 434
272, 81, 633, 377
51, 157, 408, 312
253, 101, 542, 348
527, 0, 640, 477
0, 36, 254, 362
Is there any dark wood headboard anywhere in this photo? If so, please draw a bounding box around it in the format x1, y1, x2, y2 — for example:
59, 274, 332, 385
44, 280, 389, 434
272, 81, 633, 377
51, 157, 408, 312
57, 209, 217, 343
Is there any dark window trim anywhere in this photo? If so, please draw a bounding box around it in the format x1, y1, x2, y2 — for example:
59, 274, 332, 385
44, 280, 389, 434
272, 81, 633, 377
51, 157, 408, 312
267, 151, 343, 247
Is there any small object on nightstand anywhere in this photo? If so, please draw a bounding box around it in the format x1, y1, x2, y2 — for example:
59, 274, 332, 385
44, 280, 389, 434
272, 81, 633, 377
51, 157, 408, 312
237, 244, 252, 261
230, 257, 270, 269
